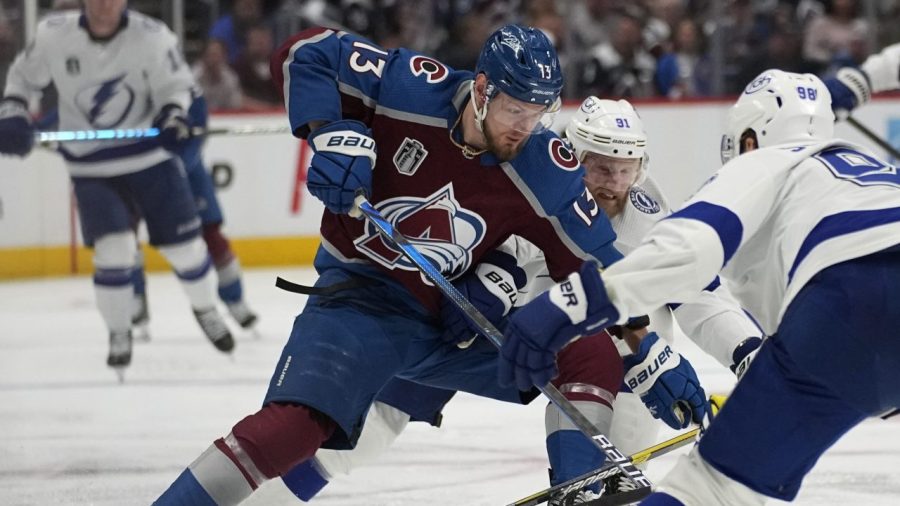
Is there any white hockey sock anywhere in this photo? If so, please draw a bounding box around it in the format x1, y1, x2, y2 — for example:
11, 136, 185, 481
315, 401, 411, 477
95, 284, 133, 333
93, 232, 137, 334
159, 237, 218, 310
609, 391, 662, 460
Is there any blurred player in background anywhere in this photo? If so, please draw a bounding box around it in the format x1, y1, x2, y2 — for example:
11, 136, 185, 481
501, 69, 900, 506
130, 89, 258, 339
0, 0, 234, 378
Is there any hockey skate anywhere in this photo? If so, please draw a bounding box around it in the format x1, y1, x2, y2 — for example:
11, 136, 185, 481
193, 307, 235, 352
132, 293, 151, 342
226, 300, 258, 330
107, 330, 133, 382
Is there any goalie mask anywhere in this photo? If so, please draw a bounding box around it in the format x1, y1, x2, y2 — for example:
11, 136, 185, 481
721, 69, 834, 164
565, 97, 649, 185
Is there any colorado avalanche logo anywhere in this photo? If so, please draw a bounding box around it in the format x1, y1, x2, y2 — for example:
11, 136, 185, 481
410, 56, 448, 83
744, 74, 772, 95
548, 138, 580, 171
629, 187, 660, 214
354, 184, 487, 281
74, 74, 135, 129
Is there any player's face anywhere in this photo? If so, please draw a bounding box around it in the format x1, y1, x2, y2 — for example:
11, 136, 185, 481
483, 93, 548, 161
582, 152, 640, 217
84, 0, 127, 35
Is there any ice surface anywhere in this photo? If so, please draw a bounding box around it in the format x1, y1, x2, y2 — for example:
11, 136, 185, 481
1, 268, 898, 505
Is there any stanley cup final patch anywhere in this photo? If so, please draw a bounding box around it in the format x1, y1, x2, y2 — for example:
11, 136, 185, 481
393, 137, 429, 176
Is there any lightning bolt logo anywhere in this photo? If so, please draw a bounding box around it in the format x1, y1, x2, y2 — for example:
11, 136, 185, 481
89, 74, 126, 124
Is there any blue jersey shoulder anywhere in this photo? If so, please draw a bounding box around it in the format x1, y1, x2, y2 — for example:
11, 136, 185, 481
378, 48, 473, 123
507, 130, 585, 215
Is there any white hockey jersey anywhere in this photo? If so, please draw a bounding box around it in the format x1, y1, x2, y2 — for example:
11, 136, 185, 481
603, 140, 900, 336
4, 10, 193, 177
862, 42, 900, 94
502, 175, 760, 367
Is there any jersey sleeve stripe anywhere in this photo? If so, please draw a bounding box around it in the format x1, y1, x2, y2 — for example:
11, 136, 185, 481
666, 202, 743, 267
788, 206, 900, 282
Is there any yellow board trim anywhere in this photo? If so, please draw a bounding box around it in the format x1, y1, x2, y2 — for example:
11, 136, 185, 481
0, 236, 321, 279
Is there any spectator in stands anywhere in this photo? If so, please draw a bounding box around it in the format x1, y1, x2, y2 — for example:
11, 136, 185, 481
193, 39, 242, 111
209, 0, 264, 64
803, 0, 870, 71
734, 29, 818, 93
577, 12, 657, 98
233, 24, 280, 109
655, 18, 713, 98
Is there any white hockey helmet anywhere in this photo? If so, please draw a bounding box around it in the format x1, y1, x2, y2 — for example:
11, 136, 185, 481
721, 69, 834, 164
565, 97, 648, 183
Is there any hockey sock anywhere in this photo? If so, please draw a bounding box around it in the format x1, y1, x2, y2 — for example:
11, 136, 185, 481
131, 247, 146, 296
159, 237, 218, 310
545, 331, 621, 490
216, 257, 244, 304
93, 232, 137, 333
281, 459, 330, 502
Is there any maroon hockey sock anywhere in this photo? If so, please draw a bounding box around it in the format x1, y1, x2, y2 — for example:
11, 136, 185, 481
229, 402, 336, 481
553, 331, 623, 406
202, 223, 235, 267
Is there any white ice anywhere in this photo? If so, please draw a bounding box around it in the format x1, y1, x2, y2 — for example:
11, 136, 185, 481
2, 267, 898, 506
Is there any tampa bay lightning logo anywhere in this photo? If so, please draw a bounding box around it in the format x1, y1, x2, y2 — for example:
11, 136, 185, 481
629, 187, 660, 214
744, 74, 772, 95
74, 74, 135, 129
354, 184, 487, 281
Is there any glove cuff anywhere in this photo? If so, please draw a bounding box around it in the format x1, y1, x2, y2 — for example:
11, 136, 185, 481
623, 332, 682, 395
836, 67, 872, 105
308, 119, 376, 165
0, 97, 30, 120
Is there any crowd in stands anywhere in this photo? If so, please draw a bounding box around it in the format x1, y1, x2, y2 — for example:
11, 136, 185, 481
1, 0, 899, 111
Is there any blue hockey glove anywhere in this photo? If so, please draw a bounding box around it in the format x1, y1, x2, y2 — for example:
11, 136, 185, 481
823, 67, 871, 114
729, 336, 762, 380
440, 250, 527, 346
307, 119, 376, 214
152, 104, 191, 151
0, 99, 35, 157
623, 332, 708, 430
498, 261, 618, 391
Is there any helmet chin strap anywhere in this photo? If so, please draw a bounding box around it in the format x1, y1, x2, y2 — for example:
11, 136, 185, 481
472, 81, 493, 134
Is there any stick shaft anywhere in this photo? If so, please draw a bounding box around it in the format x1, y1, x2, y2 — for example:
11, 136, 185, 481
845, 116, 900, 160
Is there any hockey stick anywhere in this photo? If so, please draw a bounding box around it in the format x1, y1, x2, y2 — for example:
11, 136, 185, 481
508, 394, 728, 506
35, 125, 291, 144
351, 195, 652, 503
844, 115, 900, 160
508, 428, 699, 506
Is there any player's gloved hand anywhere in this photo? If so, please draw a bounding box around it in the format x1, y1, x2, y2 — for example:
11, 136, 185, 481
440, 250, 526, 347
823, 67, 871, 115
623, 332, 708, 430
152, 104, 191, 151
0, 99, 35, 157
729, 336, 762, 380
498, 261, 617, 391
307, 119, 376, 214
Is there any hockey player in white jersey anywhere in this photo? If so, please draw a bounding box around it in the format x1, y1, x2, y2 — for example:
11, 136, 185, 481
823, 42, 900, 112
500, 69, 900, 505
0, 0, 235, 376
278, 98, 762, 505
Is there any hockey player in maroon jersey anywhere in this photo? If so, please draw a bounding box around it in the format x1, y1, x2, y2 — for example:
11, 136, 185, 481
154, 24, 707, 505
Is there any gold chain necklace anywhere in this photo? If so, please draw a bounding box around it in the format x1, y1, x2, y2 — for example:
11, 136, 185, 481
448, 112, 486, 160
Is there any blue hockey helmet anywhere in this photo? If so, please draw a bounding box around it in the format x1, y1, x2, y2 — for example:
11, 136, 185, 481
475, 24, 563, 107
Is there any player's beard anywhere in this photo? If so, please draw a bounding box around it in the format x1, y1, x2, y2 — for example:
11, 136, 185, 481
587, 184, 628, 218
483, 121, 527, 161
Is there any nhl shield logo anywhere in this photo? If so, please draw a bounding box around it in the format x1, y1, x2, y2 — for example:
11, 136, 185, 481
393, 137, 428, 176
